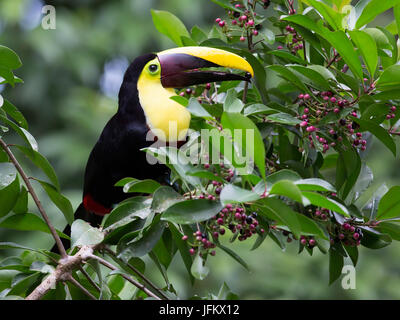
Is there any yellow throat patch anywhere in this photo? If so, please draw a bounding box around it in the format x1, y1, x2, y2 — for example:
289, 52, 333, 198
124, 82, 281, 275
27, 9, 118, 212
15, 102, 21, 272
137, 58, 191, 142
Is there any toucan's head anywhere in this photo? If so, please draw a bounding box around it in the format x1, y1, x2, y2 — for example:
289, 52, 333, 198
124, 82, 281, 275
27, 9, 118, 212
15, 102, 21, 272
119, 46, 253, 142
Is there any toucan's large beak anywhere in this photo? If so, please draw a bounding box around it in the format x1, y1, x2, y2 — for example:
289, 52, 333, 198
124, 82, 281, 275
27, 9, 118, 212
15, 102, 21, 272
157, 46, 254, 88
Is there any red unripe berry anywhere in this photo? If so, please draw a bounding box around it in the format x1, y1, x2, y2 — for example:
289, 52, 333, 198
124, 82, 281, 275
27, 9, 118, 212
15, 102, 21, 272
300, 238, 307, 245
252, 30, 258, 35
339, 233, 345, 240
298, 93, 304, 99
215, 18, 221, 23
219, 21, 225, 27
304, 93, 310, 100
277, 45, 283, 50
247, 19, 254, 26
182, 235, 188, 241
309, 239, 316, 246
330, 97, 337, 103
189, 248, 195, 255
343, 223, 351, 230
232, 20, 237, 25
304, 107, 309, 114
306, 126, 316, 132
353, 233, 360, 240
391, 106, 397, 112
333, 108, 340, 113
240, 15, 247, 21
240, 36, 246, 42
217, 218, 224, 225
300, 121, 308, 127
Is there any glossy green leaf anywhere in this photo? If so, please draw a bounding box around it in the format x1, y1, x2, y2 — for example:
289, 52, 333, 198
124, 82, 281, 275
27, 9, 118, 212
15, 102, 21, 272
35, 179, 74, 225
191, 252, 209, 280
162, 199, 223, 224
302, 191, 349, 216
349, 30, 377, 77
270, 180, 303, 204
356, 0, 399, 29
265, 112, 302, 125
376, 186, 400, 220
220, 184, 260, 204
151, 10, 190, 46
0, 45, 22, 70
221, 112, 266, 179
295, 178, 336, 192
71, 219, 104, 247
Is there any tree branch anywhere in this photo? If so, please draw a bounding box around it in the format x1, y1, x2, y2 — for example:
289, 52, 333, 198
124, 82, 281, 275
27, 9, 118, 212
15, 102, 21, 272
26, 245, 94, 300
67, 274, 97, 300
103, 247, 168, 300
89, 254, 164, 300
0, 138, 68, 258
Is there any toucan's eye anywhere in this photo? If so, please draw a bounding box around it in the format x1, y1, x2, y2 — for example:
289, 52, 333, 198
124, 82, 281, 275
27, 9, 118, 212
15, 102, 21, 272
148, 64, 158, 73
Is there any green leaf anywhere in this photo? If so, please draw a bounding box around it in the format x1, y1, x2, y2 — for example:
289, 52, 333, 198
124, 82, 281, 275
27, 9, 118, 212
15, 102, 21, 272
1, 100, 28, 130
215, 242, 250, 271
377, 221, 400, 241
354, 118, 396, 156
376, 64, 400, 91
70, 219, 104, 247
0, 45, 22, 70
35, 179, 74, 225
191, 26, 207, 43
0, 115, 38, 151
151, 186, 183, 213
191, 252, 209, 280
267, 64, 309, 92
220, 184, 260, 204
0, 173, 19, 218
356, 0, 399, 29
349, 30, 378, 77
151, 10, 190, 46
260, 28, 275, 44
329, 247, 344, 285
308, 0, 346, 30
223, 89, 244, 113
162, 199, 223, 224
265, 112, 302, 125
295, 178, 336, 192
260, 198, 301, 238
268, 50, 307, 65
301, 191, 349, 216
187, 97, 212, 118
15, 145, 60, 190
296, 214, 327, 239
118, 218, 166, 259
103, 197, 151, 230
282, 16, 363, 79
290, 65, 333, 91
0, 213, 53, 234
0, 163, 17, 191
169, 223, 194, 284
144, 147, 201, 188
221, 112, 266, 179
376, 186, 400, 220
270, 180, 303, 204
119, 179, 161, 194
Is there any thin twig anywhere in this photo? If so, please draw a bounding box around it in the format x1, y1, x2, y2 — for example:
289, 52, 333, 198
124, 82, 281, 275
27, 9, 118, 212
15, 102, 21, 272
0, 138, 67, 258
67, 275, 97, 300
103, 247, 168, 300
78, 265, 101, 293
89, 254, 163, 300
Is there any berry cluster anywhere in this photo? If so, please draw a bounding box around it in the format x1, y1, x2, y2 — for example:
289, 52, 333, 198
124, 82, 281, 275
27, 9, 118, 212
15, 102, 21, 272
299, 235, 316, 248
214, 1, 264, 43
184, 232, 217, 257
283, 25, 303, 54
333, 222, 363, 247
296, 90, 367, 152
386, 105, 397, 120
182, 205, 265, 257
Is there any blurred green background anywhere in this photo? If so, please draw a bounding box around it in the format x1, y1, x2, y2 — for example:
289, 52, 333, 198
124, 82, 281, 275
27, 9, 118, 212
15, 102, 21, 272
1, 0, 400, 299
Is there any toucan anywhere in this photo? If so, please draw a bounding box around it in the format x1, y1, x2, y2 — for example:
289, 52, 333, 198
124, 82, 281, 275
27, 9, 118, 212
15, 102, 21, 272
54, 46, 253, 252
